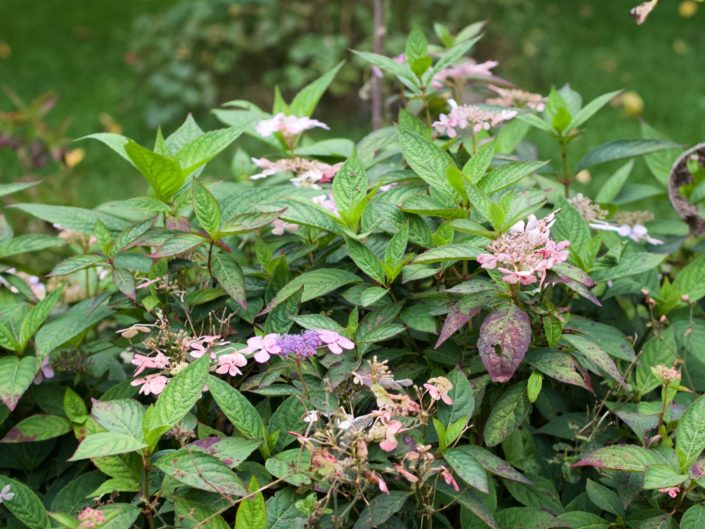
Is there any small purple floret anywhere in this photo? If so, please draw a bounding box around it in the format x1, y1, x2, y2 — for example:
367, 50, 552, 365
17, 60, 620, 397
276, 330, 323, 358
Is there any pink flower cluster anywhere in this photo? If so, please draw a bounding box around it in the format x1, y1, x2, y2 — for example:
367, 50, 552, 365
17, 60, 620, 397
431, 59, 498, 88
250, 157, 342, 187
433, 99, 517, 138
486, 84, 545, 112
477, 211, 570, 286
659, 486, 680, 498
255, 113, 329, 139
77, 507, 105, 529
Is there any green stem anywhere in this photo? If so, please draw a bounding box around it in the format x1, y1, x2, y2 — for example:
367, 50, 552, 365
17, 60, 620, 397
560, 138, 571, 197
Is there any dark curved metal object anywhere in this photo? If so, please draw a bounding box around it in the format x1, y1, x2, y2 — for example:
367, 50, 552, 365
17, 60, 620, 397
668, 142, 705, 236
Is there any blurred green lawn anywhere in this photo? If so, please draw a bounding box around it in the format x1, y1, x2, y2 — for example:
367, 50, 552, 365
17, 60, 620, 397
0, 0, 703, 207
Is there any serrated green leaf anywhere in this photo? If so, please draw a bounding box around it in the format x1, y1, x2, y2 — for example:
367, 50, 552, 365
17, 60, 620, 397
208, 375, 265, 440
0, 475, 51, 529
69, 432, 147, 461
211, 252, 247, 309
0, 414, 71, 443
0, 356, 38, 411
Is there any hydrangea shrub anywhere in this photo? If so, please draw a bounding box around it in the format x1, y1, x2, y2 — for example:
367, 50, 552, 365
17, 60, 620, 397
1, 23, 705, 529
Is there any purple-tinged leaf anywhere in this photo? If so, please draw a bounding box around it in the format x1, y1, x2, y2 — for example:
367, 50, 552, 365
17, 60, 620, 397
435, 305, 479, 348
573, 445, 662, 472
478, 305, 531, 383
562, 334, 626, 388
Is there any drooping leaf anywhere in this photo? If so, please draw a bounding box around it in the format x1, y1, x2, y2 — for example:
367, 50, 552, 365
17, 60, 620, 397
576, 139, 681, 171
208, 375, 265, 440
478, 305, 531, 383
211, 252, 247, 309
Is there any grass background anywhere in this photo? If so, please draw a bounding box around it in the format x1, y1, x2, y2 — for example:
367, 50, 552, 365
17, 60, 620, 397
0, 0, 703, 207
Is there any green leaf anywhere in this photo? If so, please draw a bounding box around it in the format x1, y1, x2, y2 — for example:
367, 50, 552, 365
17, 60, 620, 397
398, 127, 458, 200
211, 252, 247, 309
556, 512, 609, 529
97, 504, 140, 529
0, 356, 38, 411
352, 491, 410, 529
192, 180, 221, 235
458, 445, 531, 484
551, 198, 592, 267
176, 124, 252, 176
151, 355, 209, 431
289, 62, 343, 117
69, 432, 147, 461
0, 475, 51, 529
81, 133, 132, 163
562, 334, 626, 387
0, 181, 39, 198
437, 483, 499, 529
352, 50, 416, 86
413, 242, 482, 264
643, 464, 688, 489
208, 375, 265, 440
175, 498, 230, 529
91, 399, 144, 440
90, 478, 140, 498
444, 446, 489, 492
64, 387, 89, 424
406, 27, 430, 76
586, 479, 623, 518
265, 489, 306, 529
677, 394, 705, 469
10, 203, 129, 234
264, 269, 361, 313
35, 299, 113, 360
277, 198, 345, 235
269, 397, 307, 452
235, 477, 266, 529
483, 382, 530, 447
576, 139, 681, 171
0, 414, 71, 443
124, 140, 185, 201
595, 160, 634, 203
0, 234, 64, 258
681, 505, 705, 529
570, 90, 622, 130
18, 288, 61, 349
478, 161, 547, 194
332, 150, 367, 229
150, 232, 206, 258
265, 449, 311, 486
155, 450, 247, 496
592, 252, 666, 282
437, 369, 474, 427
527, 371, 543, 403
346, 238, 385, 284
49, 254, 105, 277
189, 436, 261, 468
573, 445, 662, 472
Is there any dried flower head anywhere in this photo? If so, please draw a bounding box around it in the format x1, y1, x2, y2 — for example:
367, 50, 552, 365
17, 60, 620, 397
652, 364, 681, 383
568, 193, 607, 222
477, 211, 570, 286
612, 210, 654, 226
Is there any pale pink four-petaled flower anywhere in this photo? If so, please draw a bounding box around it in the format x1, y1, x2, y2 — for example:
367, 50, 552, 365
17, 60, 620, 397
245, 334, 282, 364
0, 484, 14, 503
271, 219, 299, 236
477, 211, 570, 286
255, 113, 329, 138
589, 220, 663, 245
33, 357, 55, 384
215, 351, 248, 376
659, 486, 680, 498
131, 352, 170, 375
131, 374, 169, 396
318, 330, 355, 355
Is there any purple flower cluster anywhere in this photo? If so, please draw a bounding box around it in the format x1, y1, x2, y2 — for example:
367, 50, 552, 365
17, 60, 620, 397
275, 330, 323, 358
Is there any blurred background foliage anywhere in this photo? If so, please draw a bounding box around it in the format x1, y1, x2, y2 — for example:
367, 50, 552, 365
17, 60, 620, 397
0, 0, 703, 207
